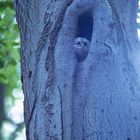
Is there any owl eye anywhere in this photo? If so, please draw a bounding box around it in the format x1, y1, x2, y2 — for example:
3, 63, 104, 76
83, 42, 87, 45
77, 42, 81, 45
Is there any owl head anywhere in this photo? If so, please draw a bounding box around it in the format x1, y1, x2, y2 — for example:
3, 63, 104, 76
73, 37, 90, 49
73, 37, 90, 62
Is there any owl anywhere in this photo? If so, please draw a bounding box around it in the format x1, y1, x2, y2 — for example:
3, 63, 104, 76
73, 37, 90, 62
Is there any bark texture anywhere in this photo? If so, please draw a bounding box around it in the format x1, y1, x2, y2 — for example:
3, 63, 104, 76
0, 84, 4, 140
15, 0, 140, 139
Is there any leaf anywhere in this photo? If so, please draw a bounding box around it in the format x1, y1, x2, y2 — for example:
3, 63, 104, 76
0, 72, 9, 84
8, 58, 17, 65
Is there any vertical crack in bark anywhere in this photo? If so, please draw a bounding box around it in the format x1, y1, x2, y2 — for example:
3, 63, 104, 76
34, 111, 39, 140
45, 0, 74, 72
26, 98, 37, 138
57, 86, 64, 140
36, 0, 74, 139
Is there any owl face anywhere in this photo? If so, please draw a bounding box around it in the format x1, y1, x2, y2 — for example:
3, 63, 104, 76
73, 37, 90, 49
73, 37, 90, 62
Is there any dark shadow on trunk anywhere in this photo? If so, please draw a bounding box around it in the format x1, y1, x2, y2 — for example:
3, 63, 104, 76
76, 11, 93, 41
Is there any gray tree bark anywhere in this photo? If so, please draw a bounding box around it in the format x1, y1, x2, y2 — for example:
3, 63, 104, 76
0, 84, 4, 139
15, 0, 140, 139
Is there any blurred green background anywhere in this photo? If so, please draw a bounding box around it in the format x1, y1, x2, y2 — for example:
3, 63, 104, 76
0, 0, 140, 140
0, 0, 25, 139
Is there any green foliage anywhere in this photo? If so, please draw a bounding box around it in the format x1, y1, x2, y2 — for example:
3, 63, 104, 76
0, 0, 20, 95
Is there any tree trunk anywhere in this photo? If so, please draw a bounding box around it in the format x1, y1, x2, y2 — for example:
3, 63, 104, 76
15, 0, 140, 139
0, 84, 4, 139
